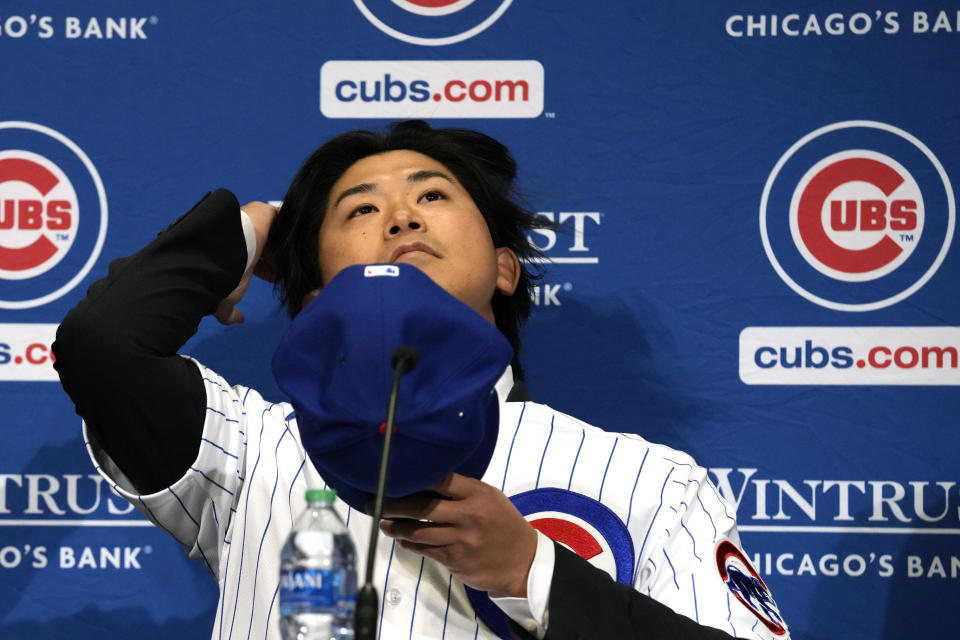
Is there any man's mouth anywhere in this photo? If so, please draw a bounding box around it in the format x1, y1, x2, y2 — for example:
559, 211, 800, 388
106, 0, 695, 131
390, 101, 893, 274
390, 242, 441, 262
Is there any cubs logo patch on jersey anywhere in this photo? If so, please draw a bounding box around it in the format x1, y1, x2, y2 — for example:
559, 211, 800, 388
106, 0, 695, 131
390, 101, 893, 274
716, 539, 787, 636
466, 487, 635, 638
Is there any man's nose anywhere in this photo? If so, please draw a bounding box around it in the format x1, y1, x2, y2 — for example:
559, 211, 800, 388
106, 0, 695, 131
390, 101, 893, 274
385, 207, 426, 237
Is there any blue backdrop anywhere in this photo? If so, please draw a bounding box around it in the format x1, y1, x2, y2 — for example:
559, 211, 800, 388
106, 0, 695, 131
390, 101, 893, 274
1, 2, 958, 638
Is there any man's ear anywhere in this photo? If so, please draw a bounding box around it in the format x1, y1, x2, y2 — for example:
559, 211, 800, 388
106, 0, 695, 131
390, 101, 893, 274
495, 247, 521, 296
300, 288, 320, 310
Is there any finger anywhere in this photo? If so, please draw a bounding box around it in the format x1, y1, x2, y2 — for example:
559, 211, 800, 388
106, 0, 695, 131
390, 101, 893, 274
379, 493, 450, 521
214, 303, 244, 325
394, 540, 455, 565
380, 519, 455, 545
426, 473, 482, 500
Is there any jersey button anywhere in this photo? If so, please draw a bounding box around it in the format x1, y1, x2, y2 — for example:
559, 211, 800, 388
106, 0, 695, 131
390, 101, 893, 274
386, 587, 403, 606
522, 619, 538, 633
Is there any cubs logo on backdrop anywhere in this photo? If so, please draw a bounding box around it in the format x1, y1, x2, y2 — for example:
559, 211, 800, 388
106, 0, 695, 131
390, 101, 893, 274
352, 0, 513, 45
0, 122, 107, 310
0, 151, 78, 280
716, 540, 787, 635
760, 121, 954, 311
466, 488, 634, 637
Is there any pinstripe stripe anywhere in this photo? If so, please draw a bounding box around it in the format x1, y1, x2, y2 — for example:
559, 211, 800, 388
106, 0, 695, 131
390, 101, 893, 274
566, 429, 586, 491
534, 415, 555, 489
709, 484, 737, 524
264, 583, 280, 640
201, 377, 242, 404
217, 527, 235, 640
695, 488, 718, 541
727, 592, 737, 636
598, 437, 619, 501
167, 487, 215, 576
409, 558, 425, 639
137, 496, 180, 543
441, 574, 453, 639
378, 541, 397, 640
168, 487, 200, 528
692, 574, 699, 622
501, 403, 526, 490
246, 429, 288, 640
202, 437, 239, 460
190, 467, 235, 496
286, 458, 306, 526
226, 409, 270, 640
663, 549, 678, 589
635, 468, 673, 583
211, 500, 220, 528
681, 522, 702, 562
626, 448, 650, 527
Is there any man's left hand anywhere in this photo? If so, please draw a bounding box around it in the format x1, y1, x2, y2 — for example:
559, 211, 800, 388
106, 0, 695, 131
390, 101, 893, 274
378, 473, 538, 598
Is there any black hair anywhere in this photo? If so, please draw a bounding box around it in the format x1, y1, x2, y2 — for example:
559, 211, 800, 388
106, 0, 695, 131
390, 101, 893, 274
269, 120, 551, 380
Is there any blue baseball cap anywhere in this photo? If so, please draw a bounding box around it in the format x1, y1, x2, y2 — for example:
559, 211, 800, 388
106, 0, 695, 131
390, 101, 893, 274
271, 263, 513, 512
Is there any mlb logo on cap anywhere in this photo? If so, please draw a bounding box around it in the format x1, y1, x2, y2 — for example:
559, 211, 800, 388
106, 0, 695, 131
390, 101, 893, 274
272, 263, 513, 511
364, 265, 399, 277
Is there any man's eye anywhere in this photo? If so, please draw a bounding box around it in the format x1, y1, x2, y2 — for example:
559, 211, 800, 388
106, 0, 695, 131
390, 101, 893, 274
420, 190, 445, 203
349, 204, 376, 218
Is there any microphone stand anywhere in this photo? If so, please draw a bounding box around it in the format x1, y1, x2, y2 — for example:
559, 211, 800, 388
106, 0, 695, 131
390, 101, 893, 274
355, 346, 419, 640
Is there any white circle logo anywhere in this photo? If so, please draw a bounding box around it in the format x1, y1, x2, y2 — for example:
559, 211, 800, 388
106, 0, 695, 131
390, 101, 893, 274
0, 122, 108, 309
760, 121, 954, 311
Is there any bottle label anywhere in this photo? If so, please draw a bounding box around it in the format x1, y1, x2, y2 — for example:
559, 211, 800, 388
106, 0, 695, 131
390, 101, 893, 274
279, 568, 353, 610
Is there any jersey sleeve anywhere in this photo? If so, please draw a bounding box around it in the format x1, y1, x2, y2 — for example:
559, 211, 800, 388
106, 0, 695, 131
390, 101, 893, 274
54, 189, 248, 495
83, 360, 252, 580
636, 464, 790, 639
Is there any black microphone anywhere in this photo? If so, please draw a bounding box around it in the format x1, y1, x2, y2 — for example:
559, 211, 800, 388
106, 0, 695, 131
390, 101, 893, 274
390, 344, 420, 375
355, 345, 420, 640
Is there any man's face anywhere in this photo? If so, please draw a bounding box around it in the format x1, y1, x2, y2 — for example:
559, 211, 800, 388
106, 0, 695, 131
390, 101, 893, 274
315, 150, 519, 323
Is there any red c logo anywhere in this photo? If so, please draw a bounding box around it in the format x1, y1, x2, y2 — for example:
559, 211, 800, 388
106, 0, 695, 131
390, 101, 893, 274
797, 157, 905, 273
529, 517, 603, 560
0, 157, 64, 271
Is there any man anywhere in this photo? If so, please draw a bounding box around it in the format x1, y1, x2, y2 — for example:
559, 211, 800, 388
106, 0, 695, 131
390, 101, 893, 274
54, 121, 788, 639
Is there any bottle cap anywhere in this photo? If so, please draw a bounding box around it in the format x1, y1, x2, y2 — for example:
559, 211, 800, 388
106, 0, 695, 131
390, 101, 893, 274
305, 488, 337, 502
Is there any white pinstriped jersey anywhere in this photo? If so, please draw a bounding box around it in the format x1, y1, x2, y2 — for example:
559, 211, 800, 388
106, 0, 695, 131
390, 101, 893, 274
84, 360, 787, 640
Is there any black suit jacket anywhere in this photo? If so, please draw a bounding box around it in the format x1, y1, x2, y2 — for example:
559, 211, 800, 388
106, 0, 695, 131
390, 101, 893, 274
516, 544, 736, 640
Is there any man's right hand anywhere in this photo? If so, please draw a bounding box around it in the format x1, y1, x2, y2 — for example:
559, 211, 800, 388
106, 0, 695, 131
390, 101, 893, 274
214, 201, 279, 324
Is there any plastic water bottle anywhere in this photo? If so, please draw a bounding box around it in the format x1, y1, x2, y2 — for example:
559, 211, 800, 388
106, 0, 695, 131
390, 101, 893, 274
279, 488, 357, 640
